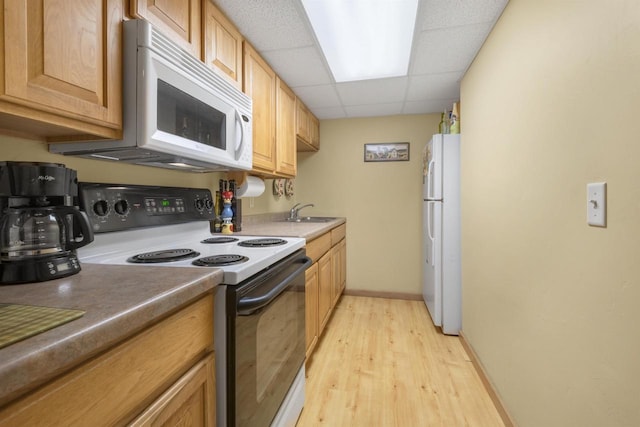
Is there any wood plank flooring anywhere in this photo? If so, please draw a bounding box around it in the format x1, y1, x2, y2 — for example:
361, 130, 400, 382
296, 296, 505, 427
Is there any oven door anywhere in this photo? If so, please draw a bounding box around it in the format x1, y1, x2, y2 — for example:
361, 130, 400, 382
227, 250, 311, 427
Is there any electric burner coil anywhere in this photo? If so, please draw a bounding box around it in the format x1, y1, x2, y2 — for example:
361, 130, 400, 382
238, 238, 287, 247
192, 254, 249, 267
127, 249, 200, 263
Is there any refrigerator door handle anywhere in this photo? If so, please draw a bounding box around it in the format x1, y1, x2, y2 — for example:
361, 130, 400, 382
426, 201, 435, 261
427, 159, 435, 199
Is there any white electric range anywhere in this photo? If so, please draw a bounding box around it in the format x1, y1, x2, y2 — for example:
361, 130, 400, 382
76, 183, 308, 427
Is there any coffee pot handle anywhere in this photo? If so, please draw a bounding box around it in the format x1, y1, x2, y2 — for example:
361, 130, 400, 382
56, 206, 95, 250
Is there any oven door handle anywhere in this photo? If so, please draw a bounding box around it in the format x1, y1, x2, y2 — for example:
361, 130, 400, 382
237, 256, 312, 314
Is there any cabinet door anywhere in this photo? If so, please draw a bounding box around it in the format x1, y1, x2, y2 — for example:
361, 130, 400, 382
339, 239, 347, 294
305, 263, 319, 359
295, 99, 310, 143
317, 251, 332, 334
276, 78, 296, 177
243, 42, 276, 174
130, 0, 201, 58
309, 113, 320, 150
331, 243, 341, 307
130, 353, 215, 427
203, 1, 242, 90
2, 0, 123, 136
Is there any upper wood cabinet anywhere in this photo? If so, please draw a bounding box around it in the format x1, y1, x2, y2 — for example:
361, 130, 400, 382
296, 98, 319, 151
276, 77, 296, 177
309, 113, 320, 149
0, 0, 123, 140
203, 1, 243, 90
130, 0, 202, 59
243, 42, 276, 174
243, 43, 297, 178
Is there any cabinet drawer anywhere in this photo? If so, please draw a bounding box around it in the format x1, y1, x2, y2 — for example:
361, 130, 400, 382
331, 224, 346, 246
306, 232, 331, 263
0, 295, 214, 427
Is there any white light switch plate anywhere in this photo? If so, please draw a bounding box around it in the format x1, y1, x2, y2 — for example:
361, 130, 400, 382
587, 182, 606, 227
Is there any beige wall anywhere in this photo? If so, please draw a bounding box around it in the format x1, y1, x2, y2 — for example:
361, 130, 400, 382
0, 135, 220, 189
296, 115, 440, 296
461, 1, 640, 426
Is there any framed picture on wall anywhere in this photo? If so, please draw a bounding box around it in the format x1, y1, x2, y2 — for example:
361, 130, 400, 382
364, 142, 410, 162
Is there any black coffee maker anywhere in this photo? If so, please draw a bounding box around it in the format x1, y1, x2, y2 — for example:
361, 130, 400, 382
0, 162, 94, 284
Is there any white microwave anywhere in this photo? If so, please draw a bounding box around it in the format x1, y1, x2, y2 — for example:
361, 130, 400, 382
50, 19, 252, 173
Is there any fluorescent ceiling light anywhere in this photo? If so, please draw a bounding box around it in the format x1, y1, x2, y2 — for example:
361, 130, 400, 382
301, 0, 418, 83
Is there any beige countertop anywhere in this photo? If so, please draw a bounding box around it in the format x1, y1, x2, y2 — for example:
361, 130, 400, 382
0, 264, 222, 407
238, 215, 346, 241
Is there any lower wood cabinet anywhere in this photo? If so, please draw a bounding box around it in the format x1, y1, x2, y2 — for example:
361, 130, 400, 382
305, 223, 347, 363
0, 295, 215, 426
317, 250, 333, 335
305, 263, 319, 358
130, 353, 215, 426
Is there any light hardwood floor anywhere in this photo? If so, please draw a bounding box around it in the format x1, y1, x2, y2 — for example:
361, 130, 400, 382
296, 295, 505, 426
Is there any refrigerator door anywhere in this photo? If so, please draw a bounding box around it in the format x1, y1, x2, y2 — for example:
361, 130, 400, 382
423, 134, 443, 201
423, 199, 442, 327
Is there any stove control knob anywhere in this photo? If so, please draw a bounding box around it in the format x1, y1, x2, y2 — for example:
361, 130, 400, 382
114, 200, 129, 215
93, 200, 109, 217
204, 198, 213, 211
195, 198, 205, 211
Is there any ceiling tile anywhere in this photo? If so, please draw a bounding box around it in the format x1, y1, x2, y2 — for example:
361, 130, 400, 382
336, 77, 408, 106
312, 106, 347, 120
406, 72, 462, 101
417, 0, 509, 31
410, 22, 494, 74
262, 47, 332, 87
293, 85, 341, 108
213, 0, 314, 51
345, 103, 404, 118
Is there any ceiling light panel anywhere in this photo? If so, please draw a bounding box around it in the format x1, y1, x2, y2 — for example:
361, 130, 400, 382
302, 0, 419, 83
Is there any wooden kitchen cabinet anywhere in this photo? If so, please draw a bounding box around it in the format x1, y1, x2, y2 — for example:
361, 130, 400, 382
276, 77, 297, 177
296, 98, 319, 151
0, 295, 215, 426
243, 42, 277, 174
203, 1, 243, 90
304, 223, 347, 363
331, 238, 346, 306
331, 223, 347, 305
305, 263, 319, 359
129, 0, 202, 59
0, 0, 123, 140
317, 250, 333, 335
130, 353, 215, 426
243, 42, 297, 177
309, 113, 320, 149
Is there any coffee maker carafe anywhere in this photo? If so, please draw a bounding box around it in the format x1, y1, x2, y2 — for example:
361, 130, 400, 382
0, 162, 94, 284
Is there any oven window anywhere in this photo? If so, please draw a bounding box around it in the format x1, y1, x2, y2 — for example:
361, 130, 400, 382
235, 284, 305, 427
156, 79, 226, 149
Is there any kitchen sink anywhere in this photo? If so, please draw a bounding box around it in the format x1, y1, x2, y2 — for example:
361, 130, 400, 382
284, 216, 337, 223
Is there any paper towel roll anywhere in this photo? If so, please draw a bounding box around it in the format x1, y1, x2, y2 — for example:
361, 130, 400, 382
236, 175, 265, 198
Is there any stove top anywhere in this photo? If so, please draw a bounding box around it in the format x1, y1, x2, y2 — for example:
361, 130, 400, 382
76, 183, 305, 285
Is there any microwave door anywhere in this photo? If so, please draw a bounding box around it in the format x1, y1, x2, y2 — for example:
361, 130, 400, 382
138, 48, 242, 167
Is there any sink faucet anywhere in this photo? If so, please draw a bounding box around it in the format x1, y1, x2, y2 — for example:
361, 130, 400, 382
289, 203, 314, 220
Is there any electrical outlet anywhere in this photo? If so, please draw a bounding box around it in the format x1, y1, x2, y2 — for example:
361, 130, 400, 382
587, 182, 606, 227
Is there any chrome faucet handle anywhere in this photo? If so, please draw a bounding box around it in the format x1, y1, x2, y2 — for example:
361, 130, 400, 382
296, 203, 315, 217
289, 203, 302, 219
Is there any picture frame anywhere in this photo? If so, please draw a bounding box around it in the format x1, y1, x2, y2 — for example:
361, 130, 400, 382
364, 142, 410, 162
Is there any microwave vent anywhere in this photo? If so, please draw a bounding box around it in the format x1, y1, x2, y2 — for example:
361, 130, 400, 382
148, 25, 251, 114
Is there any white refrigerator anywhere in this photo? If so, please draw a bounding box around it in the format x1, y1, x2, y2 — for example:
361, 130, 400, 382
422, 134, 461, 335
